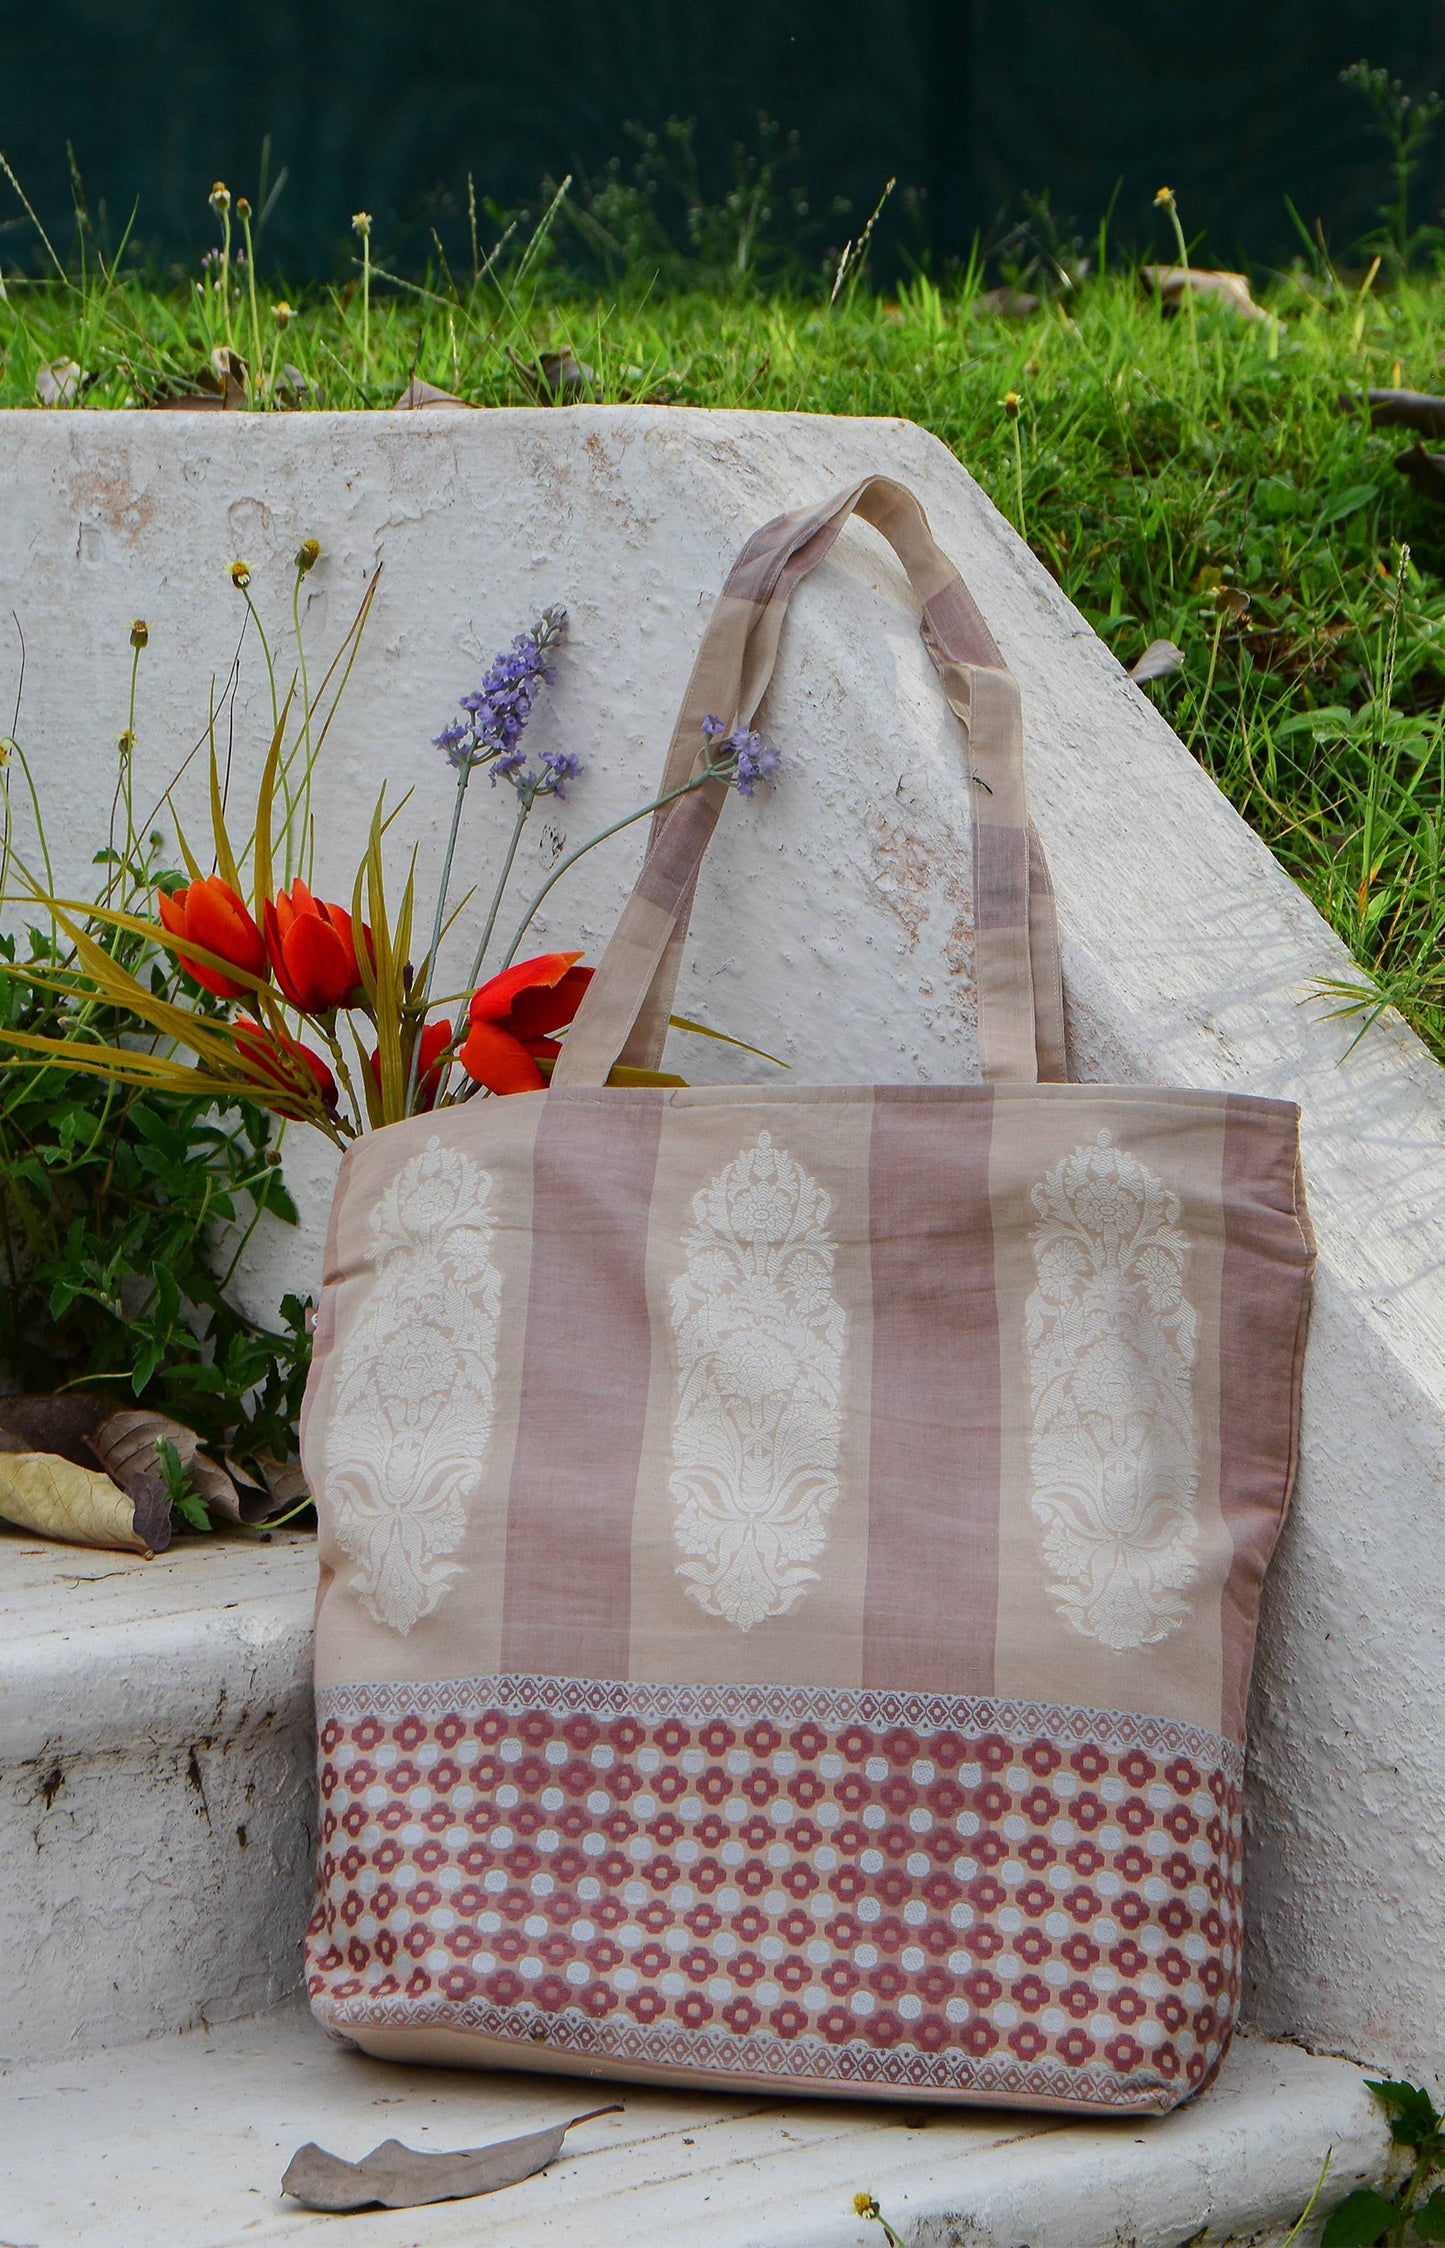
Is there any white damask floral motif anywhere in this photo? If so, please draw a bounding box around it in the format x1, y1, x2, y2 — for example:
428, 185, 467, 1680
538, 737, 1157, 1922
324, 1136, 501, 1635
669, 1130, 846, 1630
1025, 1131, 1199, 1652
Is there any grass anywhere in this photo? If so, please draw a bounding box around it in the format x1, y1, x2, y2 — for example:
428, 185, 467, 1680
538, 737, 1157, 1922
6, 224, 1445, 1060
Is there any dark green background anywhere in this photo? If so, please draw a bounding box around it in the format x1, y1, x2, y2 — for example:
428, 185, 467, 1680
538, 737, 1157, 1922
2, 0, 1444, 278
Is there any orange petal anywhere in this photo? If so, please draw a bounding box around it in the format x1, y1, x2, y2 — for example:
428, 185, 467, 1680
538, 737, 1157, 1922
156, 888, 186, 939
187, 876, 266, 979
279, 913, 354, 1012
508, 964, 594, 1042
458, 1018, 546, 1094
469, 950, 584, 1025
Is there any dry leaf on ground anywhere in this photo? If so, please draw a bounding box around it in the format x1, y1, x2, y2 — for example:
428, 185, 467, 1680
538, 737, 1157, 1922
975, 286, 1041, 320
0, 1451, 157, 1554
148, 345, 248, 411
505, 347, 598, 401
1140, 266, 1271, 323
281, 2106, 621, 2212
0, 1393, 281, 1551
92, 1408, 240, 1521
1128, 639, 1185, 683
1394, 441, 1445, 503
35, 358, 90, 405
224, 1450, 309, 1519
1342, 388, 1445, 438
394, 375, 471, 410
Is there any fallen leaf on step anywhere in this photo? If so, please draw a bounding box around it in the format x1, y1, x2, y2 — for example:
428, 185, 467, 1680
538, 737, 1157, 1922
394, 375, 471, 409
92, 1408, 240, 1523
147, 348, 249, 410
1342, 388, 1445, 438
272, 362, 322, 407
1140, 266, 1271, 323
1128, 639, 1185, 683
0, 1450, 156, 1554
223, 1448, 310, 1522
0, 1393, 255, 1550
281, 2105, 622, 2212
975, 286, 1041, 320
35, 358, 90, 405
506, 347, 598, 401
1394, 441, 1445, 503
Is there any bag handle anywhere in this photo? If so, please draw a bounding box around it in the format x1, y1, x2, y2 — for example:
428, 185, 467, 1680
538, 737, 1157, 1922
551, 475, 1066, 1090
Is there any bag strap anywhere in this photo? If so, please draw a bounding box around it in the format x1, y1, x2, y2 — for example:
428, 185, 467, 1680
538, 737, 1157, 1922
551, 475, 1066, 1090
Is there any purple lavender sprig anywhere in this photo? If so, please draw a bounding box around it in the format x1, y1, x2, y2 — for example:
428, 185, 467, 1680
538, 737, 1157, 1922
701, 714, 781, 797
434, 604, 568, 776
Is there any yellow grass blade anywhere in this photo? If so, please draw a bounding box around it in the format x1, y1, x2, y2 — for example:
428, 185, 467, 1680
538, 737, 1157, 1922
607, 1064, 689, 1087
208, 745, 245, 897
668, 1013, 787, 1067
253, 706, 288, 916
0, 1023, 245, 1097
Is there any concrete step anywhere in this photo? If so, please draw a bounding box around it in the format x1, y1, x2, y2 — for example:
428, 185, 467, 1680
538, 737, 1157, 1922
0, 1524, 317, 2064
0, 1995, 1390, 2248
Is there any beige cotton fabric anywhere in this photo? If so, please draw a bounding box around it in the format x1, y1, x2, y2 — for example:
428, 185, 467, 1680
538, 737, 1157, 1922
302, 479, 1314, 2114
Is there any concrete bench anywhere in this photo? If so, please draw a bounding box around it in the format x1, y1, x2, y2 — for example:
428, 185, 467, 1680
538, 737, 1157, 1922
3, 402, 1441, 2238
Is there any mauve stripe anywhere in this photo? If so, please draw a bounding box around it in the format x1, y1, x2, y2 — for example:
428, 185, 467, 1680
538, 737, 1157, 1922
922, 578, 1005, 670
974, 825, 1031, 929
500, 1091, 666, 1678
634, 788, 722, 914
1217, 1099, 1316, 1742
863, 1088, 1000, 1694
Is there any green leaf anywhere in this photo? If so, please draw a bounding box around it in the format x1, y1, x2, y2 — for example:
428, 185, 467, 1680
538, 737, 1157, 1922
1320, 2187, 1400, 2247
1316, 483, 1379, 525
1412, 2189, 1445, 2241
1368, 2080, 1444, 2148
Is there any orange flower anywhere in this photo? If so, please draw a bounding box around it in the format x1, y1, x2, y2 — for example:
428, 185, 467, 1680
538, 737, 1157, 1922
232, 1015, 336, 1116
367, 1017, 452, 1113
459, 951, 593, 1094
264, 879, 365, 1013
156, 875, 267, 1000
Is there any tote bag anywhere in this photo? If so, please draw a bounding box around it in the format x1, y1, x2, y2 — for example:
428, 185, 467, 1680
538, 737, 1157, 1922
302, 477, 1314, 2114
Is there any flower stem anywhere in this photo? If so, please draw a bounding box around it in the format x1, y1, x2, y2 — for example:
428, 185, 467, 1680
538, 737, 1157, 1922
290, 562, 316, 880
1165, 194, 1199, 366
498, 771, 712, 974
406, 767, 471, 1108
240, 203, 263, 405
465, 791, 532, 990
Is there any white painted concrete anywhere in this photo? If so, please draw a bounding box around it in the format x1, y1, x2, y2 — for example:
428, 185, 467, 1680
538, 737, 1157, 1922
0, 1996, 1393, 2248
0, 1525, 316, 2065
1, 408, 1443, 2085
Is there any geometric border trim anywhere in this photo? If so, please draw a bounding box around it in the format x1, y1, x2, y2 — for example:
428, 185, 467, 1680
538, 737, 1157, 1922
317, 1671, 1244, 1786
313, 1989, 1211, 2109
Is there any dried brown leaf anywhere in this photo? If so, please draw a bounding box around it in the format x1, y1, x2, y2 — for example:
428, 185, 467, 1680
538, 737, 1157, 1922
1394, 441, 1445, 503
35, 357, 90, 405
1128, 639, 1186, 684
0, 1392, 111, 1461
148, 346, 248, 411
0, 1452, 154, 1554
93, 1408, 239, 1524
1345, 388, 1445, 438
223, 1449, 310, 1522
1141, 265, 1271, 323
272, 362, 322, 408
975, 286, 1041, 320
505, 347, 597, 401
393, 376, 471, 410
281, 2105, 621, 2212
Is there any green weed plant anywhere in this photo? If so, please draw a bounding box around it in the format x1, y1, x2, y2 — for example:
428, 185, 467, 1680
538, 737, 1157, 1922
6, 157, 1445, 1063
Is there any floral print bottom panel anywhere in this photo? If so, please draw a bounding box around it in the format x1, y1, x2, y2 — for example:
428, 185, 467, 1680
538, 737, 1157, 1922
308, 1677, 1244, 2110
